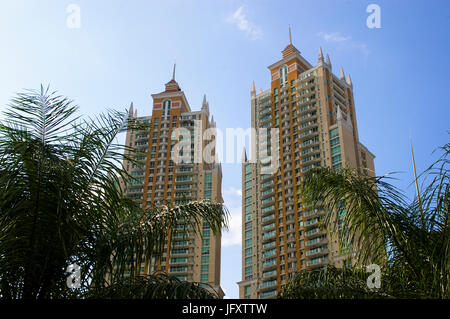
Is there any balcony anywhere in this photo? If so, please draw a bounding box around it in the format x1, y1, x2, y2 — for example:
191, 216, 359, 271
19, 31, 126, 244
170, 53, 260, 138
305, 218, 319, 228
262, 223, 275, 232
306, 237, 328, 248
306, 247, 329, 258
263, 270, 277, 279
176, 168, 193, 174
261, 205, 275, 216
262, 214, 275, 224
259, 280, 277, 290
298, 112, 318, 124
305, 227, 325, 239
299, 130, 318, 141
175, 177, 193, 183
259, 290, 277, 299
307, 256, 329, 268
262, 248, 276, 259
169, 267, 189, 274
262, 258, 277, 269
262, 231, 276, 242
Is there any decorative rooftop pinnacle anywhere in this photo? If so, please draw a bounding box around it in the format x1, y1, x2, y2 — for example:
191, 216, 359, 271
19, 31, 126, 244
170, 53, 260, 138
202, 94, 210, 116
242, 147, 248, 163
129, 102, 134, 117
318, 46, 324, 65
281, 26, 300, 59
346, 73, 353, 87
289, 25, 292, 45
164, 63, 181, 92
340, 67, 345, 80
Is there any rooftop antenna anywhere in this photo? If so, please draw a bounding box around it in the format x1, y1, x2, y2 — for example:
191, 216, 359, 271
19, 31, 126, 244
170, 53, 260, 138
172, 61, 176, 80
289, 25, 292, 44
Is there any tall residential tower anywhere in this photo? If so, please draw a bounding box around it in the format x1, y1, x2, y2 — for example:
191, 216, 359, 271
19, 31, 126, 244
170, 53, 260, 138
238, 33, 375, 299
122, 68, 224, 298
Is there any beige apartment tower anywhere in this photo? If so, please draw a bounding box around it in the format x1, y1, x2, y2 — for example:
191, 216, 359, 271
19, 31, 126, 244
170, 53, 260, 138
122, 69, 224, 298
238, 33, 375, 299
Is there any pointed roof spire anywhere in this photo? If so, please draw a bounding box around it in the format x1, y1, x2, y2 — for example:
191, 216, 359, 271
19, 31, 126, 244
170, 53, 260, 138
172, 62, 176, 80
281, 25, 300, 58
241, 147, 248, 163
134, 109, 137, 118
318, 46, 324, 65
340, 67, 345, 80
129, 102, 134, 117
289, 25, 292, 45
164, 63, 181, 92
346, 73, 353, 87
326, 54, 331, 68
201, 94, 209, 115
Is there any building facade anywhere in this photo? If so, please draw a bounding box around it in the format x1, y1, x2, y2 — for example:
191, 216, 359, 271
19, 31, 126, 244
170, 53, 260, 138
122, 70, 224, 298
238, 34, 375, 299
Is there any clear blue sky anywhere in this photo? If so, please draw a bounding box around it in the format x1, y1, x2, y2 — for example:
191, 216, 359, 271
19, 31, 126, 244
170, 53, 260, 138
1, 0, 449, 298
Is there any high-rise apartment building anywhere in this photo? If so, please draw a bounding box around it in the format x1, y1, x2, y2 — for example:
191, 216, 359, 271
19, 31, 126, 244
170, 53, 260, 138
238, 33, 375, 299
122, 69, 224, 298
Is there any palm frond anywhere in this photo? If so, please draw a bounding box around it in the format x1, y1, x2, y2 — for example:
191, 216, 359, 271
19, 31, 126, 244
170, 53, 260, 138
89, 273, 217, 299
0, 86, 228, 299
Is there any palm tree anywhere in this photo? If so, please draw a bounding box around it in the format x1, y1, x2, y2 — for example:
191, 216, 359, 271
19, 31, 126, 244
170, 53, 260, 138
0, 85, 229, 299
280, 139, 449, 299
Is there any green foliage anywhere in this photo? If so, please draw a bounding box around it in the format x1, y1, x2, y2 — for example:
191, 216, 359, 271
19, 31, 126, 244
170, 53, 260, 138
0, 85, 228, 299
89, 273, 217, 299
280, 266, 384, 299
280, 137, 449, 299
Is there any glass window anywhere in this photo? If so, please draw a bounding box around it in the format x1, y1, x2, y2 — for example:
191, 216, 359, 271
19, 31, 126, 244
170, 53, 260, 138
330, 128, 339, 139
331, 146, 341, 155
280, 65, 288, 84
332, 154, 342, 164
201, 256, 209, 264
